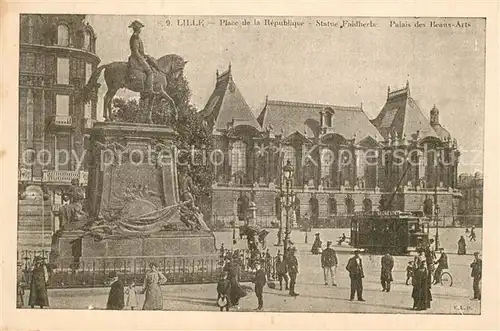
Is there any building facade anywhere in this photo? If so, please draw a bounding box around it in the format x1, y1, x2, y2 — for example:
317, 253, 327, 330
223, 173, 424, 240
457, 172, 483, 226
18, 14, 100, 250
200, 66, 462, 228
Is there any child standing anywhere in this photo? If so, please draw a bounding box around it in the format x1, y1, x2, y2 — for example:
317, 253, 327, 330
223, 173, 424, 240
253, 261, 267, 311
406, 261, 415, 285
125, 279, 138, 310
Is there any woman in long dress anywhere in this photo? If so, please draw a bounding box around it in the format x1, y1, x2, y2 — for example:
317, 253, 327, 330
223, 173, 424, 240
141, 263, 167, 310
223, 258, 247, 308
457, 236, 467, 255
411, 261, 432, 310
28, 257, 49, 308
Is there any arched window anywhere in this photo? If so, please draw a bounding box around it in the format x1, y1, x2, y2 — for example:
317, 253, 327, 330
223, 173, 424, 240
57, 24, 69, 46
83, 30, 92, 51
328, 197, 337, 215
363, 199, 372, 213
282, 145, 295, 168
345, 198, 355, 215
237, 195, 249, 221
231, 140, 247, 176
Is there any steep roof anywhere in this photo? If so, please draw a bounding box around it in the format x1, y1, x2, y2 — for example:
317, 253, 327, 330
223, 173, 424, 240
257, 100, 383, 142
371, 82, 437, 140
199, 65, 261, 132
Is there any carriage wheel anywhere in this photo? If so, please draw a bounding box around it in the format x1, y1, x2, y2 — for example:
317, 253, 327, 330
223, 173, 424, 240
440, 271, 453, 287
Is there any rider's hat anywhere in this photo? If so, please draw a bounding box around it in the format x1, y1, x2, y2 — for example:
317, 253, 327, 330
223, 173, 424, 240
129, 20, 145, 29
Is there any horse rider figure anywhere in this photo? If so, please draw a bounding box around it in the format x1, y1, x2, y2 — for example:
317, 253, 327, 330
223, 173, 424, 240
128, 20, 163, 94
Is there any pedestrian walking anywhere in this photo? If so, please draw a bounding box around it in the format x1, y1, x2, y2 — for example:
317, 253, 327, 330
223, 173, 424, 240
125, 279, 138, 310
224, 256, 247, 309
216, 271, 231, 311
17, 261, 28, 308
264, 249, 272, 280
141, 262, 167, 310
28, 256, 49, 309
106, 271, 124, 310
275, 252, 289, 291
470, 252, 482, 300
469, 226, 477, 241
311, 233, 322, 255
321, 241, 338, 286
411, 261, 432, 310
380, 252, 394, 292
458, 236, 467, 255
286, 247, 300, 296
253, 261, 267, 310
346, 250, 365, 302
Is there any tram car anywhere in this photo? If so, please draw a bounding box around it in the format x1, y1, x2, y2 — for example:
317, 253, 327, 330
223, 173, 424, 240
350, 211, 430, 255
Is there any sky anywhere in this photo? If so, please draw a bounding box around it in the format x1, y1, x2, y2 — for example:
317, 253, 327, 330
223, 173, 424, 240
86, 15, 485, 174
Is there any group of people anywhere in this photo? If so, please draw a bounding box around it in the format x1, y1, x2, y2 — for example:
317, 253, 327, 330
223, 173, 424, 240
106, 262, 167, 310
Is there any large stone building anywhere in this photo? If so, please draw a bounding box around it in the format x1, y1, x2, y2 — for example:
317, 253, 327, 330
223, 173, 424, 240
457, 172, 483, 226
200, 65, 462, 228
18, 14, 100, 250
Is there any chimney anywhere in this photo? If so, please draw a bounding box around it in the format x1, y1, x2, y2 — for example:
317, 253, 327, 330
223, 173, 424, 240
319, 111, 324, 128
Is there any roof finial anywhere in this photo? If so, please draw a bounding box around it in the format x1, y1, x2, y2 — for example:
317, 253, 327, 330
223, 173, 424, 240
360, 102, 363, 109
216, 69, 219, 79
406, 80, 410, 97
228, 62, 231, 72
387, 86, 391, 98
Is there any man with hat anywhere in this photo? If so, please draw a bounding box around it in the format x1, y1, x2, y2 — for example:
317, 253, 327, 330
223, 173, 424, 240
470, 252, 482, 300
311, 232, 322, 255
380, 252, 395, 292
275, 251, 289, 291
28, 256, 50, 308
106, 271, 124, 310
217, 271, 231, 311
253, 260, 267, 310
17, 261, 28, 308
321, 241, 338, 286
128, 20, 161, 94
346, 250, 365, 301
286, 247, 300, 296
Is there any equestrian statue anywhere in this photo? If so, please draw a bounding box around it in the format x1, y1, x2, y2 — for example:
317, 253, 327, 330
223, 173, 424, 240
80, 20, 187, 123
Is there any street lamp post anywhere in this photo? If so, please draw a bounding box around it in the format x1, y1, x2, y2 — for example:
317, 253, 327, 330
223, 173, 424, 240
283, 160, 294, 252
434, 151, 441, 251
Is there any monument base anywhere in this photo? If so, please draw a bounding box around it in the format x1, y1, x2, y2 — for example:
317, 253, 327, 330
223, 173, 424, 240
51, 231, 218, 263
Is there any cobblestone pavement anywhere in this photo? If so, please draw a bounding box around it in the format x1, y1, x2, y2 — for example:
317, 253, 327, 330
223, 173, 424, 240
21, 227, 481, 314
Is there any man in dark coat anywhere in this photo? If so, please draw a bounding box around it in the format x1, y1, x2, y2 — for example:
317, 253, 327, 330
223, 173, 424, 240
321, 241, 338, 286
346, 250, 365, 301
28, 257, 49, 308
470, 252, 482, 300
458, 236, 467, 255
286, 247, 299, 296
275, 252, 289, 291
106, 271, 125, 310
253, 261, 267, 310
433, 248, 448, 285
17, 261, 28, 308
380, 252, 395, 292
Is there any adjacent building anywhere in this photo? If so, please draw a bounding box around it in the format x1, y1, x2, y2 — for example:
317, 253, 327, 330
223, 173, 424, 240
18, 14, 100, 250
457, 172, 483, 226
201, 65, 462, 228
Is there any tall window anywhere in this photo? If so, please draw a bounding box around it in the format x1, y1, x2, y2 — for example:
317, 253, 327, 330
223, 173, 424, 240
321, 147, 333, 180
26, 89, 34, 147
56, 95, 70, 116
85, 62, 93, 84
328, 197, 337, 215
363, 199, 372, 213
83, 30, 91, 50
282, 145, 295, 168
84, 102, 92, 118
57, 24, 69, 46
231, 140, 247, 175
57, 58, 70, 84
27, 16, 34, 43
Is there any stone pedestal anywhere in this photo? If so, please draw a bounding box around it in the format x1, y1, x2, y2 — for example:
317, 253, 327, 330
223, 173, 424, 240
51, 122, 217, 263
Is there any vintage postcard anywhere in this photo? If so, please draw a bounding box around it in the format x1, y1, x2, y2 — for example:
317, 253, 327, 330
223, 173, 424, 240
1, 1, 499, 330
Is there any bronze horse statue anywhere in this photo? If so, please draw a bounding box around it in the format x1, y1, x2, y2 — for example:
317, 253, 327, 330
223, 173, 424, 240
80, 54, 187, 123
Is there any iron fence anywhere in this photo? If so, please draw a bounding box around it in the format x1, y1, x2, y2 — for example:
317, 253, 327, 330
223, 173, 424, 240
17, 249, 280, 288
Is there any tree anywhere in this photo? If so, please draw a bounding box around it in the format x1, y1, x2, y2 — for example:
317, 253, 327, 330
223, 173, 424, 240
111, 73, 213, 222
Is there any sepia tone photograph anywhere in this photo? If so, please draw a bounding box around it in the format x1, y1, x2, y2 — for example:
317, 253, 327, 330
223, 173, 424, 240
12, 12, 488, 319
